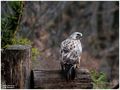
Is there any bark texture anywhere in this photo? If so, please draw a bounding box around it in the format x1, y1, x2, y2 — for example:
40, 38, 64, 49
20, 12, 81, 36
32, 69, 93, 89
1, 45, 31, 89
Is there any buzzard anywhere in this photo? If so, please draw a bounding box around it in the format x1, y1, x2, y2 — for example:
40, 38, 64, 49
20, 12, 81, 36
60, 32, 82, 80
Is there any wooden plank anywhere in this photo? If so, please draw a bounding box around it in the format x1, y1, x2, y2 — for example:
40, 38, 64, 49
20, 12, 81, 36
32, 69, 93, 89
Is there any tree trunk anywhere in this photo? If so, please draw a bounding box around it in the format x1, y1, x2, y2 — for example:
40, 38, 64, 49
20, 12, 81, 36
1, 45, 31, 89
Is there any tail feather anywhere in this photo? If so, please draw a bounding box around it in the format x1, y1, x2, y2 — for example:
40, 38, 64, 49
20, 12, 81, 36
68, 66, 76, 80
62, 64, 76, 81
67, 66, 76, 80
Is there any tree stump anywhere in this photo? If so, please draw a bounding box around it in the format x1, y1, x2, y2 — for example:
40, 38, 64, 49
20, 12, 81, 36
32, 69, 93, 89
1, 45, 31, 89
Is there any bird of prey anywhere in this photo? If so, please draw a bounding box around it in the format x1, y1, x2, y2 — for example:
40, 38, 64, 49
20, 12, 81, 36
60, 32, 82, 81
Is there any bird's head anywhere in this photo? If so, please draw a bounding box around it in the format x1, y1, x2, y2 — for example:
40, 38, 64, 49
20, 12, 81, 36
69, 32, 83, 40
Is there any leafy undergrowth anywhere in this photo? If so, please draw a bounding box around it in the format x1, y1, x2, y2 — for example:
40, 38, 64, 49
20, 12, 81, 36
32, 48, 41, 61
90, 70, 109, 89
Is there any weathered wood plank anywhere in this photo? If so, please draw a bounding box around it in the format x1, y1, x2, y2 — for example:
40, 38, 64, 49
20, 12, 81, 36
32, 69, 93, 89
1, 45, 31, 89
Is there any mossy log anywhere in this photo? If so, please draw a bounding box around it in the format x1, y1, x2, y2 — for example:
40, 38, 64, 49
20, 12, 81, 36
32, 69, 93, 89
1, 45, 31, 89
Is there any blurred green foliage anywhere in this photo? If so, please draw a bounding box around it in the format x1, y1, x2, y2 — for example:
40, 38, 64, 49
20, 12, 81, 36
1, 1, 40, 61
1, 1, 23, 48
90, 70, 108, 89
32, 48, 41, 61
12, 37, 32, 45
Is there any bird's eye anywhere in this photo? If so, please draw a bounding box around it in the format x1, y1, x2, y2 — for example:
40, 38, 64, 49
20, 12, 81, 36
76, 35, 80, 39
77, 34, 80, 36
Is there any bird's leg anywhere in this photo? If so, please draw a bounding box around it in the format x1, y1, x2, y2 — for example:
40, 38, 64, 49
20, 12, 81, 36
61, 64, 63, 71
76, 63, 80, 69
74, 65, 77, 79
61, 62, 67, 79
67, 71, 70, 81
76, 58, 80, 68
64, 64, 70, 81
60, 62, 64, 71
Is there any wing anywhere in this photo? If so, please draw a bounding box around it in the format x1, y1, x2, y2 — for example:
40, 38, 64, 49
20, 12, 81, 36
61, 39, 82, 64
60, 39, 71, 59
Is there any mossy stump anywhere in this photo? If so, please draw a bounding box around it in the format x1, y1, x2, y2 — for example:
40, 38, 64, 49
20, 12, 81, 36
1, 45, 31, 89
